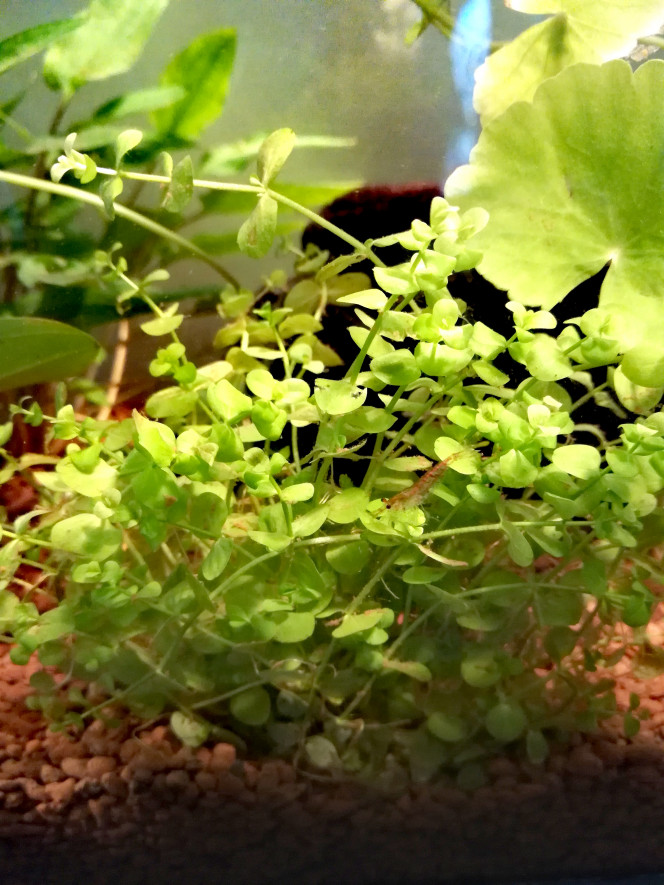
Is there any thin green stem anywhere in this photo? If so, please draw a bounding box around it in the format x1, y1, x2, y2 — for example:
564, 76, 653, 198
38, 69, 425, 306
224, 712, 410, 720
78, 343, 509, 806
420, 517, 611, 542
0, 170, 238, 288
306, 545, 404, 709
264, 185, 385, 267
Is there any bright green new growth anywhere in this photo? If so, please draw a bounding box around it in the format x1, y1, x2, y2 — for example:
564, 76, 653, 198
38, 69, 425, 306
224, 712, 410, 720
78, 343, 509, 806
447, 59, 664, 388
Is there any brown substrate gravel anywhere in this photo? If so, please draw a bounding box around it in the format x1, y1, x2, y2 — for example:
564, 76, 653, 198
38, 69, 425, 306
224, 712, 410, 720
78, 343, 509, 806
1, 644, 664, 885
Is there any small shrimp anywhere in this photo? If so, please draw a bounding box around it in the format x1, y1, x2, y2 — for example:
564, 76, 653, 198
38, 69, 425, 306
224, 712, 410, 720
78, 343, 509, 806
383, 453, 461, 511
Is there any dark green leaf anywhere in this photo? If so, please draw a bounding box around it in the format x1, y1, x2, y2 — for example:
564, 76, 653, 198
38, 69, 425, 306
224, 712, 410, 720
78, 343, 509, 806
230, 686, 271, 726
0, 317, 99, 390
93, 85, 185, 121
152, 28, 236, 139
0, 19, 82, 76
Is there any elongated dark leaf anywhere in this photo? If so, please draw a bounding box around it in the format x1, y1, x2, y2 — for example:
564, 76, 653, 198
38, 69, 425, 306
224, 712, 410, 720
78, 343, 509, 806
0, 317, 99, 390
0, 19, 82, 76
92, 85, 185, 122
43, 0, 170, 96
152, 29, 236, 139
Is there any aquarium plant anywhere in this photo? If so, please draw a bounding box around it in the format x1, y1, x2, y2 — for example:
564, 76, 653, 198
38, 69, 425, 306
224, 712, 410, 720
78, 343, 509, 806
1, 0, 664, 790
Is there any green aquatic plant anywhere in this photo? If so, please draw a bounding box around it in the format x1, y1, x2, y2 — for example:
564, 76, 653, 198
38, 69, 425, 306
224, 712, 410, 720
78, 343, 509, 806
447, 58, 664, 389
0, 1, 664, 788
0, 0, 355, 391
0, 119, 663, 786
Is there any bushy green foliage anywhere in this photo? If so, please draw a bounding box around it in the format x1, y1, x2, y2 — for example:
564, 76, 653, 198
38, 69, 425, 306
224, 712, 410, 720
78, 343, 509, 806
1, 1, 664, 788
0, 1, 354, 388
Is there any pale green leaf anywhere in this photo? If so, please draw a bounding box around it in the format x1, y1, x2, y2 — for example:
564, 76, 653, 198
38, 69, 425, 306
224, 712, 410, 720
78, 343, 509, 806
280, 483, 314, 504
315, 380, 367, 416
336, 289, 388, 310
291, 505, 329, 538
447, 60, 664, 385
613, 364, 663, 414
273, 612, 316, 644
382, 659, 432, 682
332, 610, 384, 638
133, 410, 176, 467
551, 444, 601, 479
140, 314, 183, 336
50, 513, 122, 560
327, 488, 370, 524
237, 194, 278, 258
115, 128, 143, 166
170, 712, 210, 748
161, 155, 194, 214
44, 0, 169, 96
476, 1, 664, 124
257, 128, 296, 186
200, 538, 233, 582
207, 379, 252, 424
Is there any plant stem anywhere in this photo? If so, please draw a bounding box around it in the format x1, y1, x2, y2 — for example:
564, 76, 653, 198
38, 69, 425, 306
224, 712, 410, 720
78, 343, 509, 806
264, 185, 386, 266
420, 517, 610, 542
637, 35, 664, 49
89, 164, 385, 267
0, 170, 239, 288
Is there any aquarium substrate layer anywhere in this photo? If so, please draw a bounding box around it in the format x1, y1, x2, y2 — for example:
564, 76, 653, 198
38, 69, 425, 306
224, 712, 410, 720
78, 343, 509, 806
0, 642, 664, 884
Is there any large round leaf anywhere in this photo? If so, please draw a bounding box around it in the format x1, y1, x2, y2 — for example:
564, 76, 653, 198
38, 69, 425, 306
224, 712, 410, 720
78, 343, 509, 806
446, 59, 664, 385
0, 317, 100, 390
475, 1, 664, 124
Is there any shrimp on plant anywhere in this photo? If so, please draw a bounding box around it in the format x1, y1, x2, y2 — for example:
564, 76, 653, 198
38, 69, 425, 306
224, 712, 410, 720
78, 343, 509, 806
383, 452, 462, 511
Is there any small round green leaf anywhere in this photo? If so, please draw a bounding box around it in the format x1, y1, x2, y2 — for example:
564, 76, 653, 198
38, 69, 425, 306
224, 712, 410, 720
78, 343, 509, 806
485, 701, 528, 743
133, 410, 175, 467
237, 194, 277, 258
229, 686, 271, 726
50, 513, 122, 561
273, 612, 316, 644
170, 711, 210, 748
460, 652, 501, 687
370, 351, 421, 386
327, 488, 370, 524
325, 540, 372, 575
200, 538, 233, 582
426, 712, 468, 743
315, 381, 367, 416
551, 444, 601, 479
207, 379, 252, 424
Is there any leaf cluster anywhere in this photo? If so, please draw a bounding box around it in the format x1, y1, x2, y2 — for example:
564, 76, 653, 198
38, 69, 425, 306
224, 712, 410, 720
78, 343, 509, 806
0, 1, 663, 788
0, 0, 356, 388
